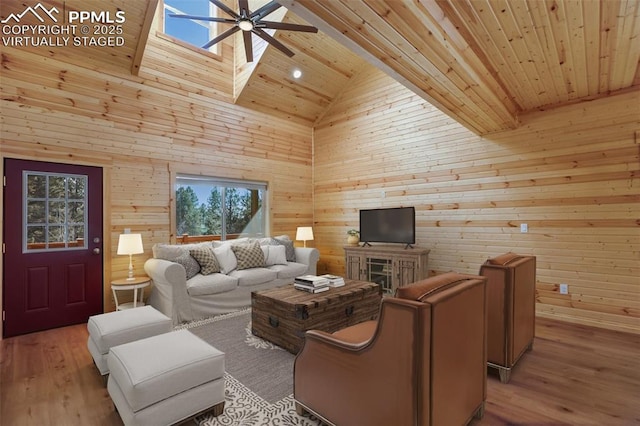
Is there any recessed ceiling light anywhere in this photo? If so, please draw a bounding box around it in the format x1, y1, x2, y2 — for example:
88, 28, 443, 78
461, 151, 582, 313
292, 69, 302, 79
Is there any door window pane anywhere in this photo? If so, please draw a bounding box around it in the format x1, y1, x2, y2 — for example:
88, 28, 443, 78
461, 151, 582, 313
67, 176, 85, 199
27, 174, 46, 198
48, 176, 66, 198
48, 201, 66, 223
23, 172, 88, 252
27, 200, 46, 223
27, 226, 46, 244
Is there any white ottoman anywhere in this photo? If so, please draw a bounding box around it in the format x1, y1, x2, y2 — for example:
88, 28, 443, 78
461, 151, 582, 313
107, 329, 225, 426
87, 306, 172, 378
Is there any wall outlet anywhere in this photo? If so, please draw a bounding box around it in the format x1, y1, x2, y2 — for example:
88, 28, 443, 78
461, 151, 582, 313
559, 283, 569, 295
520, 223, 528, 233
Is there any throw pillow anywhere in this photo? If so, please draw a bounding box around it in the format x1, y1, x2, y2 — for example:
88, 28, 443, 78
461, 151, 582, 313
212, 237, 251, 248
257, 237, 275, 246
261, 244, 288, 266
153, 243, 201, 278
152, 243, 185, 260
273, 236, 296, 262
232, 241, 266, 270
213, 244, 238, 274
189, 246, 221, 275
174, 252, 201, 280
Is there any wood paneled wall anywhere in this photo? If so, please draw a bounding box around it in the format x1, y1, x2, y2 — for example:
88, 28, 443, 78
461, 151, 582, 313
313, 67, 639, 334
0, 28, 313, 317
0, 22, 637, 336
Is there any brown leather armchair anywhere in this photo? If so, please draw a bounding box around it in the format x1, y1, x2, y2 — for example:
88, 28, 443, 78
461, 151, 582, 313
479, 252, 536, 383
293, 272, 487, 426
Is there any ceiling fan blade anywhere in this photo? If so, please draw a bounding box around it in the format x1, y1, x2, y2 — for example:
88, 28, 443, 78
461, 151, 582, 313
242, 30, 254, 62
259, 21, 318, 33
238, 0, 250, 17
209, 0, 239, 19
253, 28, 294, 57
169, 14, 236, 24
250, 1, 281, 20
202, 26, 240, 50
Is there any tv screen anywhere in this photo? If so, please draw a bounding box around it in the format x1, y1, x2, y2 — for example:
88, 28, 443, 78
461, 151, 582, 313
359, 207, 415, 246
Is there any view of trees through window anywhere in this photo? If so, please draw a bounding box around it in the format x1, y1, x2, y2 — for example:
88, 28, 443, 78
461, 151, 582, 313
25, 172, 87, 250
176, 176, 266, 239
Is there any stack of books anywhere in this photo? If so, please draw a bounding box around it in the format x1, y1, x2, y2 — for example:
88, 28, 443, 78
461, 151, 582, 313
319, 274, 345, 287
294, 275, 330, 293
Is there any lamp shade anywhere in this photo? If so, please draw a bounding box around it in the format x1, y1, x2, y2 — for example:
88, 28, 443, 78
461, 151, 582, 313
117, 233, 144, 255
296, 227, 314, 241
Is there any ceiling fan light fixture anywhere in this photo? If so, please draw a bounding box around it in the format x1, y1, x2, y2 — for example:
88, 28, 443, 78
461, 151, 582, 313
169, 0, 318, 61
238, 19, 253, 31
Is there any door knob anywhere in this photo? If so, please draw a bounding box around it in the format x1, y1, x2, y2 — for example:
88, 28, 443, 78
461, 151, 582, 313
93, 248, 101, 254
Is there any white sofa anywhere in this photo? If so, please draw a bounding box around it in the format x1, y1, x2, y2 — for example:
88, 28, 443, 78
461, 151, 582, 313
144, 236, 320, 325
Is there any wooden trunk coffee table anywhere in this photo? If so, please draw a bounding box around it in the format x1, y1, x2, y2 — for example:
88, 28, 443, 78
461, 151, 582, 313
251, 279, 382, 354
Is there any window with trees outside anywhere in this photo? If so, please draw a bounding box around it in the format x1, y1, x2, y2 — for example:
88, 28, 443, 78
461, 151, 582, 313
162, 0, 219, 55
24, 172, 87, 252
175, 175, 267, 240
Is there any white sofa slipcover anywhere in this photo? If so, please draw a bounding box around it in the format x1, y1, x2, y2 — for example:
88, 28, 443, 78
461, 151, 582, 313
144, 240, 319, 325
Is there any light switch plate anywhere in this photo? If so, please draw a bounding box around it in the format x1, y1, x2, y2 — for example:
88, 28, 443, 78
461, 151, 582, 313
520, 223, 528, 233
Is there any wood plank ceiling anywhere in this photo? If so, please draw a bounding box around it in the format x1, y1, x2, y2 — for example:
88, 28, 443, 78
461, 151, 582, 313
2, 0, 638, 134
0, 0, 157, 76
279, 0, 640, 134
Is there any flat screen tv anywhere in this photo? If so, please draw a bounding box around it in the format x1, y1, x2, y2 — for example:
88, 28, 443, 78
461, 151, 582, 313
359, 207, 415, 247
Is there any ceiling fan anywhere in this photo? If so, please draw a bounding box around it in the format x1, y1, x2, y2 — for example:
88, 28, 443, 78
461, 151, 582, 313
170, 0, 318, 62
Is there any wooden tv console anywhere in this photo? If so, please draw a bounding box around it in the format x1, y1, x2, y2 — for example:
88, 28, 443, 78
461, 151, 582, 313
344, 245, 430, 294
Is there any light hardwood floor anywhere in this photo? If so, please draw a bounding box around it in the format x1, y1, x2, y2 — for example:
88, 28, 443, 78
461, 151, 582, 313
1, 317, 638, 425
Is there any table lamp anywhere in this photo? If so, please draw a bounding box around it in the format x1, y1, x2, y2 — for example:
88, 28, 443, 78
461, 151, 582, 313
117, 233, 144, 280
296, 227, 314, 248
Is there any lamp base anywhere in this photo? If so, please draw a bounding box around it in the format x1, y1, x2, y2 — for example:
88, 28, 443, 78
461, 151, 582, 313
127, 257, 135, 280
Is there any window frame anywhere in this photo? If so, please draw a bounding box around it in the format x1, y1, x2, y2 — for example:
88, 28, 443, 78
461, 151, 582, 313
173, 173, 269, 242
159, 0, 221, 57
23, 171, 88, 253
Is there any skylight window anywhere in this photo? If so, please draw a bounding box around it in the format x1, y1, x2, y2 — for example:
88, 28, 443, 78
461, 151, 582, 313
163, 0, 219, 55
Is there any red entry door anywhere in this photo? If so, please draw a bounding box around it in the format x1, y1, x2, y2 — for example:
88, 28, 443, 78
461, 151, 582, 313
3, 159, 103, 337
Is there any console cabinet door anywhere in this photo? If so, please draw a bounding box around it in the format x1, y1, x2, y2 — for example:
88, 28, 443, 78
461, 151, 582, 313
346, 253, 365, 280
395, 257, 419, 288
344, 246, 430, 294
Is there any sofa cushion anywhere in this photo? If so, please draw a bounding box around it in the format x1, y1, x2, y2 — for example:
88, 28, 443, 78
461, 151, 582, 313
189, 245, 221, 275
229, 267, 277, 287
153, 243, 202, 279
261, 245, 288, 266
272, 235, 296, 262
213, 244, 237, 274
232, 241, 265, 270
186, 273, 238, 296
268, 261, 308, 280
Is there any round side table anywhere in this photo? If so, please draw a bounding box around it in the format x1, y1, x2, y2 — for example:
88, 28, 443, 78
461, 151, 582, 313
111, 276, 151, 310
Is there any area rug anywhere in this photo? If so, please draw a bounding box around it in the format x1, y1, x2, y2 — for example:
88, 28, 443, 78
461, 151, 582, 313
177, 310, 324, 426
